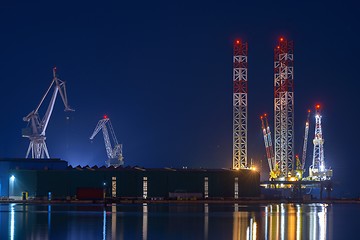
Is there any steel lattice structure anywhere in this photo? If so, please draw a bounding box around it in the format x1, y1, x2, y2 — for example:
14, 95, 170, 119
301, 110, 311, 170
90, 116, 124, 167
311, 105, 325, 174
22, 67, 74, 158
274, 37, 294, 177
309, 104, 333, 180
261, 114, 275, 174
233, 39, 248, 169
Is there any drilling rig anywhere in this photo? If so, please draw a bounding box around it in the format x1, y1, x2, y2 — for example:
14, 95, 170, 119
22, 67, 74, 158
90, 116, 124, 167
309, 104, 332, 180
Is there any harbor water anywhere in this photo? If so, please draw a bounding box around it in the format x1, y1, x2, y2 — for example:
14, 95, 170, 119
0, 203, 359, 239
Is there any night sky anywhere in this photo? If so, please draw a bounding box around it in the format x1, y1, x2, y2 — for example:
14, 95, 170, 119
0, 1, 359, 196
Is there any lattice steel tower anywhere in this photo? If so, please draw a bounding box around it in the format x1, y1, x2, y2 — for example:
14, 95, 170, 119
233, 39, 248, 169
309, 104, 332, 180
311, 105, 324, 172
274, 37, 294, 177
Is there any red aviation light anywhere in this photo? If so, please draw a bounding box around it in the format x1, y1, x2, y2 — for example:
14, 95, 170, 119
280, 37, 284, 42
264, 113, 267, 117
235, 39, 241, 44
276, 46, 280, 49
103, 115, 108, 119
316, 104, 321, 109
308, 109, 311, 113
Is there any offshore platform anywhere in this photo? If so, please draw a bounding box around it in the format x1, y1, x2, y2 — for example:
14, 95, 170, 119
232, 37, 333, 198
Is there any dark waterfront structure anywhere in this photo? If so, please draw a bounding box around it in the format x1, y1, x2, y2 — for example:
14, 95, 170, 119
0, 158, 67, 197
1, 158, 260, 200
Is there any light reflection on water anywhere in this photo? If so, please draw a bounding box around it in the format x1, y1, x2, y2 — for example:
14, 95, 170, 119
0, 202, 356, 239
261, 203, 329, 240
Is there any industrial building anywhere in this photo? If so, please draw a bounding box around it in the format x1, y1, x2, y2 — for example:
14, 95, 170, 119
1, 158, 260, 200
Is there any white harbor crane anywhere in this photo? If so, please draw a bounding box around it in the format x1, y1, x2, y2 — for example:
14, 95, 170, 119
22, 67, 74, 158
90, 116, 124, 167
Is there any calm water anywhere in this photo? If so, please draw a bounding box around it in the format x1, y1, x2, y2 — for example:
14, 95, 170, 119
0, 203, 359, 239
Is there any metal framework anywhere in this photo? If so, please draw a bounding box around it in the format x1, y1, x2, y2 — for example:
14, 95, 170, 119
309, 105, 332, 180
233, 39, 248, 169
310, 105, 325, 176
261, 114, 278, 179
22, 67, 74, 158
261, 115, 275, 172
90, 116, 124, 167
274, 37, 294, 177
301, 110, 311, 170
261, 115, 272, 173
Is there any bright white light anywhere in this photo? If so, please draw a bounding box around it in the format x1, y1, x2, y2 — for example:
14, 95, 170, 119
10, 175, 15, 181
320, 164, 325, 172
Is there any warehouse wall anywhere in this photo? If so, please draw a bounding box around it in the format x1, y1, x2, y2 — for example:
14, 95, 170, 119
10, 168, 260, 200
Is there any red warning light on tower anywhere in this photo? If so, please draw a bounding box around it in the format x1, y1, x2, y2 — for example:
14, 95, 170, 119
316, 104, 321, 110
280, 37, 284, 42
103, 115, 108, 119
235, 39, 241, 44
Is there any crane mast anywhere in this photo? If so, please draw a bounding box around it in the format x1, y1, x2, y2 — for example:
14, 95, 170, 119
90, 116, 124, 167
22, 67, 74, 158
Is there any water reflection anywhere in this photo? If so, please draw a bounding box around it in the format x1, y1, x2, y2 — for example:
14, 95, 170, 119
230, 203, 331, 240
142, 203, 148, 240
102, 209, 106, 240
232, 208, 257, 240
111, 204, 117, 239
1, 202, 334, 239
9, 203, 14, 240
204, 203, 209, 240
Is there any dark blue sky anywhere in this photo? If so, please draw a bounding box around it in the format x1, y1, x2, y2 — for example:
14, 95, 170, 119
0, 1, 359, 196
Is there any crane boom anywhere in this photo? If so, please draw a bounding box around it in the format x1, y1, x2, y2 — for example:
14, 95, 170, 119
22, 67, 74, 158
301, 110, 311, 170
90, 116, 124, 167
261, 115, 272, 172
264, 114, 275, 171
261, 114, 279, 180
90, 119, 108, 141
